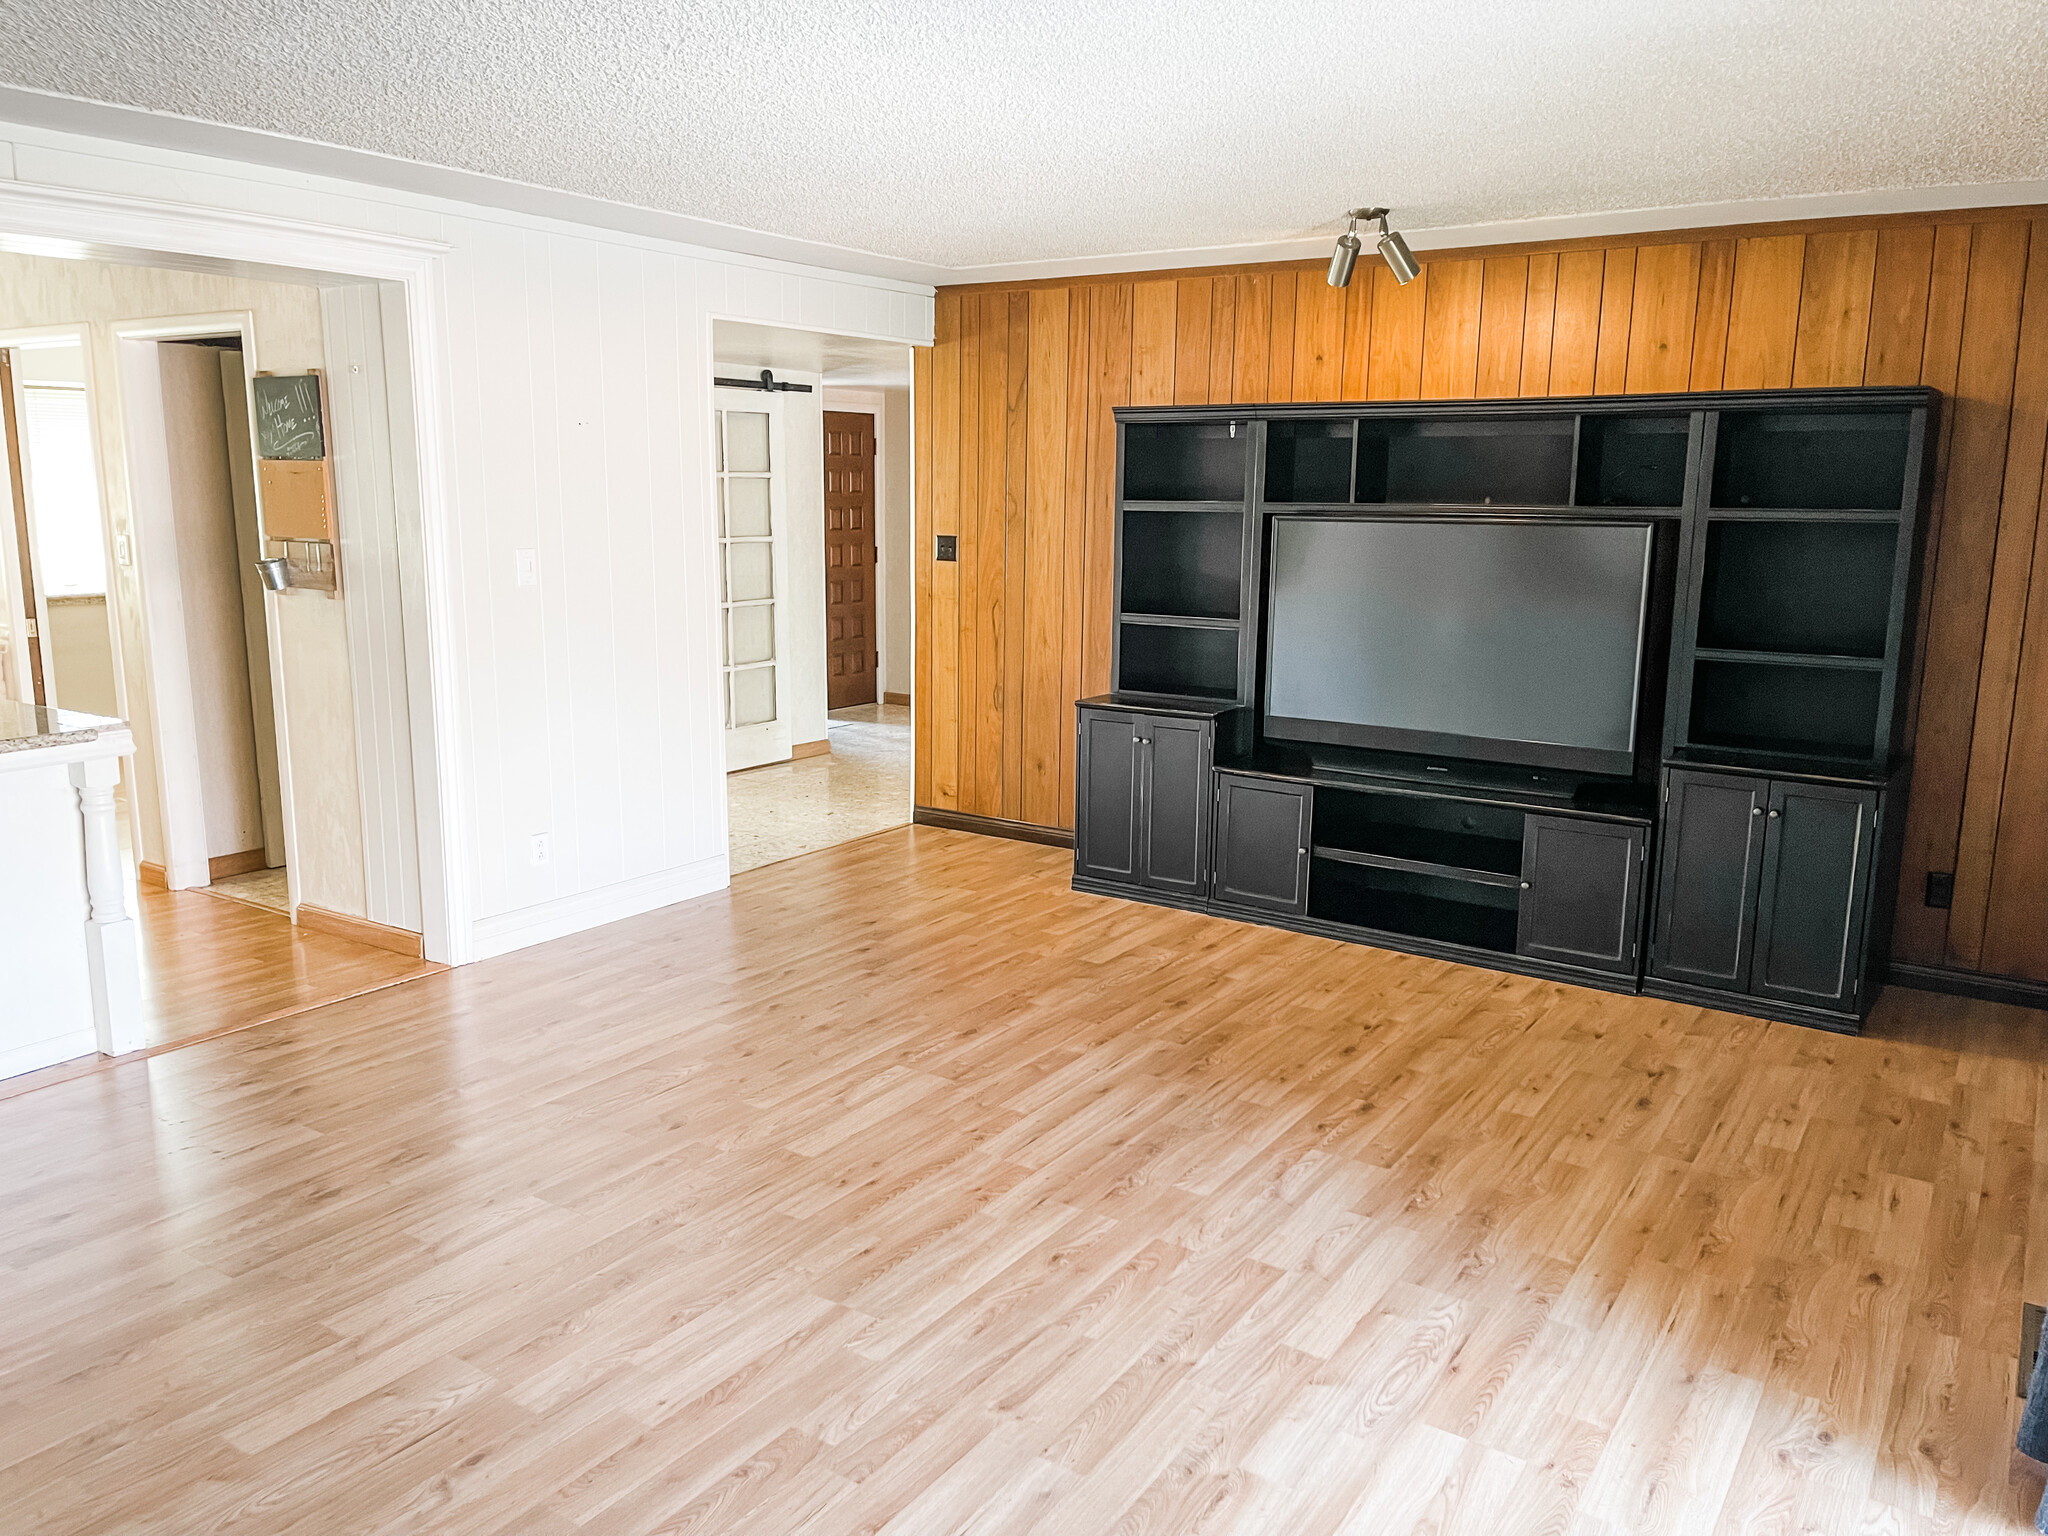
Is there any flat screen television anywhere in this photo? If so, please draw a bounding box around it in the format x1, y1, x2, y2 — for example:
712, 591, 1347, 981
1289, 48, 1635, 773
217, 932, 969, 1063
1263, 516, 1654, 775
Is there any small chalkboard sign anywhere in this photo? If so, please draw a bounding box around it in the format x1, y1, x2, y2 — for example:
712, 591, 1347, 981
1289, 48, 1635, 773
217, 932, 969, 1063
253, 374, 326, 461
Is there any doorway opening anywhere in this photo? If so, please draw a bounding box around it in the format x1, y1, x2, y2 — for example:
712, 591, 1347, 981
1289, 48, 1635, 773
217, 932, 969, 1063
0, 245, 447, 1083
153, 335, 289, 912
710, 321, 913, 875
0, 337, 115, 717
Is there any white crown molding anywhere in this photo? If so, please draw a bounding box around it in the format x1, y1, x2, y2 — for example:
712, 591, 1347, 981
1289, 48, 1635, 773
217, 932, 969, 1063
945, 180, 2048, 283
0, 174, 448, 283
0, 85, 951, 291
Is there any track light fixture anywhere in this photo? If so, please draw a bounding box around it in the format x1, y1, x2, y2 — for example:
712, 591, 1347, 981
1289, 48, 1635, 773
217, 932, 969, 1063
1328, 208, 1420, 288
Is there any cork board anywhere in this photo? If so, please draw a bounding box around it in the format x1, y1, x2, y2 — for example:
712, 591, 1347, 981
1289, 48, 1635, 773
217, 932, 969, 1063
259, 458, 335, 541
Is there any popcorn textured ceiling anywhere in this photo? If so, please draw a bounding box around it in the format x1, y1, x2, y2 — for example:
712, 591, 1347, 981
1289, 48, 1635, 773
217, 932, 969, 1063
4, 0, 2045, 273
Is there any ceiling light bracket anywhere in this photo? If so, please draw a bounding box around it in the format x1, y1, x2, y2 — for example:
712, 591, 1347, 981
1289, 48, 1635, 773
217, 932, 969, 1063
1330, 206, 1419, 289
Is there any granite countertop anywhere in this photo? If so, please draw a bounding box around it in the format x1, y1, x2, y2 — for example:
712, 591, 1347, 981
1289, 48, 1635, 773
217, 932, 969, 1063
0, 698, 128, 754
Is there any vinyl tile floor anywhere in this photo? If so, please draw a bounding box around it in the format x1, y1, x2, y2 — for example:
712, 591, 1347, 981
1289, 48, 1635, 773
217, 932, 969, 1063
200, 866, 292, 914
727, 701, 911, 875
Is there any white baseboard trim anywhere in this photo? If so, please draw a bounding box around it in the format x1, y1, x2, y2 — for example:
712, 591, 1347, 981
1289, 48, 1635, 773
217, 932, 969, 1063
0, 1028, 98, 1082
468, 854, 730, 960
167, 858, 212, 891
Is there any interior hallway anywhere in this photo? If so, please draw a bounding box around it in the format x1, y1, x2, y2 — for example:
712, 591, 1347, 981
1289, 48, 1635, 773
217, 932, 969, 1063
726, 699, 910, 873
0, 825, 2041, 1534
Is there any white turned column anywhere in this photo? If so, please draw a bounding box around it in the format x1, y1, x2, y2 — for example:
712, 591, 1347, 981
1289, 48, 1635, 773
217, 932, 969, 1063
69, 755, 143, 1056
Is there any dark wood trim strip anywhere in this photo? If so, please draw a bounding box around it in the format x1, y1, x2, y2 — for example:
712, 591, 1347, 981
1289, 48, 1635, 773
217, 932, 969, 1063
914, 806, 1075, 848
296, 903, 426, 959
208, 849, 269, 880
1888, 961, 2048, 1012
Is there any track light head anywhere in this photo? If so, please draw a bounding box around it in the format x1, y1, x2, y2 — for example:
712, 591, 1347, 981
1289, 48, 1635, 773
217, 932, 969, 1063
1327, 224, 1361, 288
1328, 206, 1419, 288
1378, 226, 1421, 286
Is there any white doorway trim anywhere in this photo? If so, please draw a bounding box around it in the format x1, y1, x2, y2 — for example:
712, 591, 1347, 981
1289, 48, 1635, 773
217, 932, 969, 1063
0, 179, 472, 964
112, 311, 299, 899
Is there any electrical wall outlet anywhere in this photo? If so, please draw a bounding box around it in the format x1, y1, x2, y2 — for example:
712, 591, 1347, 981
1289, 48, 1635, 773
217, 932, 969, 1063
1925, 871, 1954, 909
515, 548, 540, 587
530, 833, 551, 867
935, 534, 957, 562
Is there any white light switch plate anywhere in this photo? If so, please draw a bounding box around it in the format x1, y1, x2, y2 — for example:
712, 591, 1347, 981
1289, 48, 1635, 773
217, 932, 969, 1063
515, 548, 539, 587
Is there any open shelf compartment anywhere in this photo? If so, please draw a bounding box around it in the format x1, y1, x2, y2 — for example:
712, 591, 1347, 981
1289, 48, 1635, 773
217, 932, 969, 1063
1686, 657, 1882, 760
1124, 421, 1247, 502
1266, 420, 1354, 503
1309, 857, 1520, 953
1116, 621, 1239, 700
1575, 414, 1690, 507
1120, 505, 1244, 620
1311, 787, 1526, 881
1711, 409, 1912, 510
1695, 518, 1897, 659
1356, 416, 1574, 506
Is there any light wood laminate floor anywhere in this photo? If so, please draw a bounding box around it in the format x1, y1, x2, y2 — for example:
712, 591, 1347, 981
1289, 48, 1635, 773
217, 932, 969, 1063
1, 828, 2041, 1534
133, 882, 442, 1051
2, 880, 443, 1099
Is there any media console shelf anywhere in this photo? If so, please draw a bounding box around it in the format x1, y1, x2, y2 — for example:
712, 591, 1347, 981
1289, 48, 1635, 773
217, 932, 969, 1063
1078, 388, 1937, 1033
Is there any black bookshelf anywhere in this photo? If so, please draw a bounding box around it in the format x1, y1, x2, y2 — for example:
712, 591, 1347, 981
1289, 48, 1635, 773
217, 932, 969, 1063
1083, 387, 1937, 1034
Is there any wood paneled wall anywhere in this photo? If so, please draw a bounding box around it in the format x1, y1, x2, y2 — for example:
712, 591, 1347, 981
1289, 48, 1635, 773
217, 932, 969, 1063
912, 210, 2048, 984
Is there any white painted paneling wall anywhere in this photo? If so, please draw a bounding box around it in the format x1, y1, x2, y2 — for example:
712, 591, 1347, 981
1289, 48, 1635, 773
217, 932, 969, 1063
321, 282, 423, 932
0, 118, 934, 959
436, 229, 929, 954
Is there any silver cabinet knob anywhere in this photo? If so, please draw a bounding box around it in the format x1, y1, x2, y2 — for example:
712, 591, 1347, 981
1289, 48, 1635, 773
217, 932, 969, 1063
1752, 806, 1763, 816
1520, 880, 1531, 889
1767, 809, 1780, 818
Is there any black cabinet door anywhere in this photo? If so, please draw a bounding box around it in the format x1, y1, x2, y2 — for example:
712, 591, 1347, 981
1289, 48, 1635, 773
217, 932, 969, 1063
1074, 710, 1140, 885
1649, 769, 1767, 989
1750, 781, 1876, 1010
1139, 717, 1211, 897
1516, 815, 1645, 975
1212, 775, 1311, 914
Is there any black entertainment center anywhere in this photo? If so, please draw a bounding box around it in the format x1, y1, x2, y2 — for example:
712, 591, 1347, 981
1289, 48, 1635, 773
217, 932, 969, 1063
1073, 388, 1937, 1033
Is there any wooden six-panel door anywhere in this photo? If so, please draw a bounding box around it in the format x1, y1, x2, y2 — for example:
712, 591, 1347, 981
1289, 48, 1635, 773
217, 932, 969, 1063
823, 411, 877, 709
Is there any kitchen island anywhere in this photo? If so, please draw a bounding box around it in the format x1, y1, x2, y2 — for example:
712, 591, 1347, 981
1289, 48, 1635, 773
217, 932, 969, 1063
1, 701, 141, 1078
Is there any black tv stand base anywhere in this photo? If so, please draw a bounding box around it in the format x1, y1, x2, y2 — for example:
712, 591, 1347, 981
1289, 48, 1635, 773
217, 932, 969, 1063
1639, 977, 1864, 1036
1073, 696, 1897, 1035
